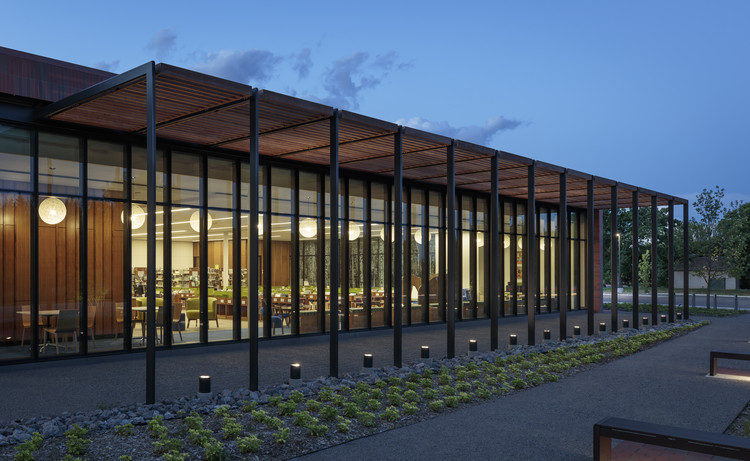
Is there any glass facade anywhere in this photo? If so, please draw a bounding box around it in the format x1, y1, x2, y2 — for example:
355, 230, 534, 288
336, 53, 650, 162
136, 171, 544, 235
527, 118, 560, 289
0, 122, 590, 362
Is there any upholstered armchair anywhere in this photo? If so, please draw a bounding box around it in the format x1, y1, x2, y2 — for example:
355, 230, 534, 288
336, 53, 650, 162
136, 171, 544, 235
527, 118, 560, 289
185, 297, 218, 328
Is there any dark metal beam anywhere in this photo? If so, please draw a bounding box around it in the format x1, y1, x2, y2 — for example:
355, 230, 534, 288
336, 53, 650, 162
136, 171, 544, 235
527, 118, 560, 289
490, 151, 499, 350
527, 162, 537, 345
651, 195, 658, 325
668, 199, 675, 322
137, 96, 250, 134
145, 62, 157, 405
233, 160, 242, 340
632, 190, 639, 327
587, 179, 595, 336
30, 132, 39, 360
200, 154, 209, 343
446, 140, 456, 358
611, 184, 618, 332
36, 62, 152, 119
393, 126, 404, 367
213, 115, 330, 148
248, 89, 260, 391
329, 111, 340, 377
559, 170, 568, 340
291, 170, 300, 335
683, 203, 689, 320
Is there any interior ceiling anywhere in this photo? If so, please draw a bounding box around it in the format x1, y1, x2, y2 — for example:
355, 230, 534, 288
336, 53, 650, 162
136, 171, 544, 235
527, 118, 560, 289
39, 62, 687, 210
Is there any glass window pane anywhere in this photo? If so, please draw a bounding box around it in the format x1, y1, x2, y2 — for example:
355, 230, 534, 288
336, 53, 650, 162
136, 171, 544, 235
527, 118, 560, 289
39, 132, 80, 196
0, 193, 31, 360
0, 125, 31, 191
271, 168, 292, 215
172, 152, 201, 206
88, 140, 125, 199
208, 158, 234, 209
132, 147, 166, 203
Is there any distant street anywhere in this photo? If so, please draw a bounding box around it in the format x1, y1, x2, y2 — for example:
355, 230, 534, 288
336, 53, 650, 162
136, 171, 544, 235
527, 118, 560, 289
603, 292, 750, 309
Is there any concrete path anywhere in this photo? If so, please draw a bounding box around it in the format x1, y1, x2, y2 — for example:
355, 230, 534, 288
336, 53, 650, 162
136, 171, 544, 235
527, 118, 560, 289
298, 314, 750, 461
0, 310, 609, 423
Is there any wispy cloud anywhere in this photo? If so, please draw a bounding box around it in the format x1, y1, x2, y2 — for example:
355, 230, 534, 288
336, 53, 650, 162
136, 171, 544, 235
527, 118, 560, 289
397, 116, 524, 145
293, 48, 313, 79
146, 29, 177, 60
94, 60, 119, 72
315, 51, 410, 110
193, 50, 282, 84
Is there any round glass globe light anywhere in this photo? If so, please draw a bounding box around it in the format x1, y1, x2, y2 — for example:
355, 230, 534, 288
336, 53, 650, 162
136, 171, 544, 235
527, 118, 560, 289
299, 218, 318, 238
39, 197, 67, 225
190, 211, 213, 232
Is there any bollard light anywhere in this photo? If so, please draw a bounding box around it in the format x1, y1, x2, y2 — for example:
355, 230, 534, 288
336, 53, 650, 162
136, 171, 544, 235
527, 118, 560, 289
363, 353, 373, 369
290, 363, 302, 387
421, 345, 430, 360
660, 314, 667, 323
469, 339, 478, 351
642, 316, 649, 326
573, 326, 581, 336
198, 375, 211, 399
622, 319, 629, 329
543, 329, 551, 341
509, 334, 518, 346
676, 312, 683, 321
599, 322, 606, 334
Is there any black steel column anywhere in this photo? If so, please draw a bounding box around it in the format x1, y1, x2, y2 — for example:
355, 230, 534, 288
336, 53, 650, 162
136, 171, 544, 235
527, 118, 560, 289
610, 184, 618, 332
384, 186, 392, 327
364, 181, 372, 329
393, 127, 403, 367
317, 173, 325, 332
651, 195, 658, 325
632, 190, 639, 328
668, 199, 675, 322
683, 203, 689, 320
489, 151, 499, 350
404, 186, 411, 326
559, 171, 568, 340
329, 111, 340, 377
263, 165, 272, 337
470, 196, 478, 319
248, 88, 260, 391
342, 179, 350, 331
438, 192, 446, 322
123, 145, 133, 352
163, 150, 173, 346
446, 140, 456, 358
145, 62, 157, 404
527, 162, 536, 345
291, 170, 299, 335
200, 154, 209, 343
422, 191, 429, 323
30, 131, 39, 360
79, 138, 88, 356
587, 179, 595, 335
232, 160, 242, 340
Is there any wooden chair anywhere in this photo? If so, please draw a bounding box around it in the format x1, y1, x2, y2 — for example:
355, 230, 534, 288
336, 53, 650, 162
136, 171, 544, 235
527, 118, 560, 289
19, 305, 43, 349
43, 310, 79, 354
87, 304, 97, 348
114, 302, 124, 339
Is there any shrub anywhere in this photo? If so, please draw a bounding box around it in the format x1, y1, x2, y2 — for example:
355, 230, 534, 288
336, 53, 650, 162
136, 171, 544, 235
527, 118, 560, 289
381, 406, 400, 422
64, 424, 91, 457
512, 378, 526, 390
213, 405, 230, 418
251, 409, 268, 424
241, 400, 258, 412
148, 415, 167, 439
387, 391, 403, 406
318, 387, 335, 401
114, 423, 134, 436
293, 411, 315, 427
337, 418, 351, 433
428, 400, 444, 412
185, 413, 204, 430
268, 395, 283, 406
444, 396, 459, 408
274, 428, 290, 444
320, 405, 339, 422
237, 435, 262, 454
265, 417, 284, 430
203, 438, 226, 461
289, 390, 305, 403
153, 437, 182, 455
222, 417, 243, 440
13, 432, 43, 461
306, 399, 322, 413
422, 389, 438, 401
357, 411, 377, 427
366, 398, 382, 411
343, 402, 360, 418
308, 423, 329, 436
403, 403, 419, 415
278, 401, 297, 416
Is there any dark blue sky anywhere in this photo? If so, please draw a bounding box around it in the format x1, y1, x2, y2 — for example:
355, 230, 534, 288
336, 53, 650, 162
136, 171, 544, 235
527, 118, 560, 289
4, 1, 748, 206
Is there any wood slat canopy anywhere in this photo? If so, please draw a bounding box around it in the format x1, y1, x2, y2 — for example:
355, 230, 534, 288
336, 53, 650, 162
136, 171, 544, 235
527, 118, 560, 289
37, 61, 687, 209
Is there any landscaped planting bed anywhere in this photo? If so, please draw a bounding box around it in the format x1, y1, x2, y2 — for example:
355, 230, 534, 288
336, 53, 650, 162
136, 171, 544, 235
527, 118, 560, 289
1, 321, 707, 460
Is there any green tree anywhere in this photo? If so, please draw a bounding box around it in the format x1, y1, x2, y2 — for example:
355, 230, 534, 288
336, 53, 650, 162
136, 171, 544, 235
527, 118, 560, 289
690, 186, 728, 307
721, 201, 750, 283
638, 249, 651, 290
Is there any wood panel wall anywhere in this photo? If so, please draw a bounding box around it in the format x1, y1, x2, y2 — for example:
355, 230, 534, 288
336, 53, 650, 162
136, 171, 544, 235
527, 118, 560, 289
199, 239, 290, 286
87, 200, 124, 336
0, 194, 31, 340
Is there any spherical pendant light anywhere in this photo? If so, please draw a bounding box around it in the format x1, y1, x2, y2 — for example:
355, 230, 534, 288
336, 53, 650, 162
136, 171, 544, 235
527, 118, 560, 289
413, 229, 422, 245
348, 222, 361, 241
379, 225, 395, 242
504, 235, 511, 248
120, 204, 146, 230
258, 214, 264, 236
39, 197, 67, 225
299, 218, 318, 239
190, 210, 213, 232
477, 233, 484, 247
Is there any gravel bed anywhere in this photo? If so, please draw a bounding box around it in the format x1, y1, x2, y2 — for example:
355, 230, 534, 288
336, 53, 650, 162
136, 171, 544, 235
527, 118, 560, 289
0, 321, 705, 460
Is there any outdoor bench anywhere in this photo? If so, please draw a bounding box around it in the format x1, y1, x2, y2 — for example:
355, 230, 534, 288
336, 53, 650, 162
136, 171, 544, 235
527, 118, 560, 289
593, 417, 750, 460
710, 350, 750, 376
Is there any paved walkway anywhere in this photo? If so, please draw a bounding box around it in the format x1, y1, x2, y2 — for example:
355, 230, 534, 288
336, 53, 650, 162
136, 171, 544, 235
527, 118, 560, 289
299, 313, 750, 460
0, 310, 609, 422
1, 311, 748, 460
